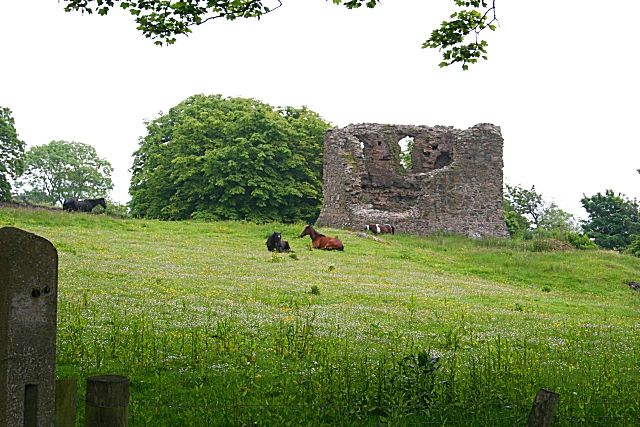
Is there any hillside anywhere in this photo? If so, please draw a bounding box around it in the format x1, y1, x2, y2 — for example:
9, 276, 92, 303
2, 206, 640, 425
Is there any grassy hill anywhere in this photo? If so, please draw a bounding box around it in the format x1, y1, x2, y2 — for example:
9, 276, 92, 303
2, 206, 640, 425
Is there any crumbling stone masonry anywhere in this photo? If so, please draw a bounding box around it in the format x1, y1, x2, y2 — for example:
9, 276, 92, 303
316, 123, 509, 237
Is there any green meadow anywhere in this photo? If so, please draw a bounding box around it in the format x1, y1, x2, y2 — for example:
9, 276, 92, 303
2, 206, 640, 426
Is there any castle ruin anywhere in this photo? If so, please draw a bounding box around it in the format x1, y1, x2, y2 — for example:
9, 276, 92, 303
316, 123, 509, 237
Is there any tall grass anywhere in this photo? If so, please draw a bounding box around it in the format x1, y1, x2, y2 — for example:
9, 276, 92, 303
2, 207, 640, 425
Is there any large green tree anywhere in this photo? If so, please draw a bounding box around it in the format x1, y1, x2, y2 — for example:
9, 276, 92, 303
61, 0, 497, 69
0, 106, 26, 201
581, 190, 640, 250
129, 94, 330, 222
17, 140, 113, 205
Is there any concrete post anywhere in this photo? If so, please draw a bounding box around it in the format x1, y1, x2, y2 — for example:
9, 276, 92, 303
1, 227, 58, 426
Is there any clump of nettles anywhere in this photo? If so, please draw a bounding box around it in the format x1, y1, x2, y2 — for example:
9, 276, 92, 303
310, 285, 320, 295
542, 286, 551, 293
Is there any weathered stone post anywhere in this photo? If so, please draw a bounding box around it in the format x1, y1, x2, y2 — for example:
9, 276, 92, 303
1, 227, 58, 426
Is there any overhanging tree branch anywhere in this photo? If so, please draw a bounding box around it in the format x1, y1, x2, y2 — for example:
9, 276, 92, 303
422, 0, 499, 70
61, 0, 498, 68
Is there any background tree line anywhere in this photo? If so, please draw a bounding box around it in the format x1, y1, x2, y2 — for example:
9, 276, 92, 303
0, 106, 114, 210
503, 184, 640, 256
3, 99, 640, 256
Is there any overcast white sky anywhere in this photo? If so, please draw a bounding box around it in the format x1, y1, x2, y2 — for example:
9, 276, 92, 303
2, 0, 639, 218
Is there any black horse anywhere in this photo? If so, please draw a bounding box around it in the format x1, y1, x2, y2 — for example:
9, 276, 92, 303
63, 197, 106, 212
266, 232, 291, 252
62, 198, 78, 211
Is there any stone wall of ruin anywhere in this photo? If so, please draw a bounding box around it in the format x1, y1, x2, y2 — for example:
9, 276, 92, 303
316, 123, 509, 237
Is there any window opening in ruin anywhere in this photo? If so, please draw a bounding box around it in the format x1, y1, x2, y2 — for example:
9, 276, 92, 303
398, 136, 414, 171
435, 152, 452, 169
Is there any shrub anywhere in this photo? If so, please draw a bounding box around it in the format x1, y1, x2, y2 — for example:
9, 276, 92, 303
531, 238, 573, 252
190, 211, 217, 222
624, 236, 640, 257
566, 232, 597, 250
103, 199, 130, 218
503, 200, 529, 237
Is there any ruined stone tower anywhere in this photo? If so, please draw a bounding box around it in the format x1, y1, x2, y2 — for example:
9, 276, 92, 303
316, 123, 509, 237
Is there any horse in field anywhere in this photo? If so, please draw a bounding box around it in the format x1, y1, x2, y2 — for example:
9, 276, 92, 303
363, 223, 395, 235
300, 225, 344, 251
62, 198, 78, 211
266, 232, 291, 253
63, 197, 106, 212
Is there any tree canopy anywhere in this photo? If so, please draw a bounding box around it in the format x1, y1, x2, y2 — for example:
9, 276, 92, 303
0, 106, 26, 201
129, 94, 330, 222
581, 190, 640, 251
17, 140, 113, 205
61, 0, 497, 69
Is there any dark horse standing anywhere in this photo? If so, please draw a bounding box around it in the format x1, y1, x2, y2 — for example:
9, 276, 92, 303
363, 223, 395, 235
63, 197, 106, 212
266, 232, 291, 253
300, 225, 344, 251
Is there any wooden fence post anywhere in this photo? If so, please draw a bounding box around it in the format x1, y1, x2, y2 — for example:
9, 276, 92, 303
55, 378, 77, 427
527, 388, 560, 427
85, 375, 129, 427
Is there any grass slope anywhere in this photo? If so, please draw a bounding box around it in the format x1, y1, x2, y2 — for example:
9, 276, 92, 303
2, 207, 640, 426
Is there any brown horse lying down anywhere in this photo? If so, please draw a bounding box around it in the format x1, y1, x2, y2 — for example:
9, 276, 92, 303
299, 225, 344, 251
363, 223, 395, 234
